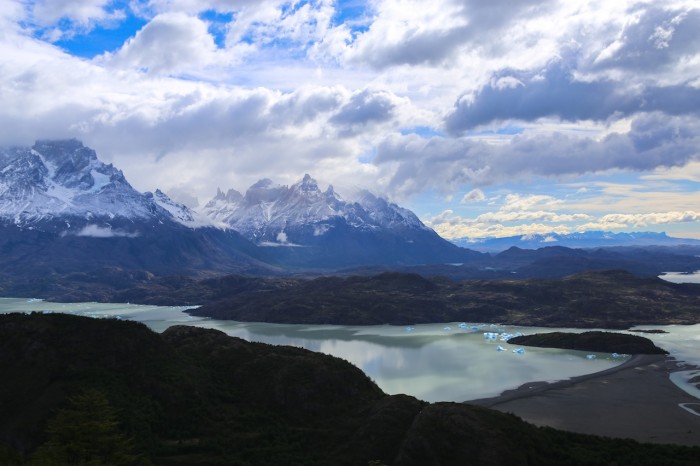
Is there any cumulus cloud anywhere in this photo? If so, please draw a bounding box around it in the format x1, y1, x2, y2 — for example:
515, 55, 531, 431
345, 0, 556, 68
29, 0, 125, 40
444, 59, 700, 132
3, 0, 700, 232
501, 193, 562, 212
329, 88, 410, 136
373, 113, 700, 197
425, 208, 700, 240
592, 7, 700, 73
101, 12, 223, 74
595, 211, 700, 228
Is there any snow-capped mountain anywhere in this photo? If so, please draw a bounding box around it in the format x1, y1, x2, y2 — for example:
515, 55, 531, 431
453, 231, 700, 252
0, 139, 205, 231
203, 175, 476, 267
0, 139, 264, 276
203, 174, 428, 245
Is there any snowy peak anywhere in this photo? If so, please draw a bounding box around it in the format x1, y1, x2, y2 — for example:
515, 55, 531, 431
201, 174, 430, 245
213, 187, 243, 204
292, 174, 321, 197
153, 189, 213, 228
0, 139, 209, 230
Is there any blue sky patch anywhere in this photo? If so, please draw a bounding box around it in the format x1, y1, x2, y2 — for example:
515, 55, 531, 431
52, 13, 145, 58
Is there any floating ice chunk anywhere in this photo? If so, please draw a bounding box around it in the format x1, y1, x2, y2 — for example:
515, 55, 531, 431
483, 332, 498, 340
404, 326, 415, 332
611, 352, 623, 358
586, 354, 596, 360
470, 326, 480, 330
512, 348, 525, 354
496, 345, 506, 352
458, 322, 468, 329
443, 326, 451, 331
514, 332, 523, 337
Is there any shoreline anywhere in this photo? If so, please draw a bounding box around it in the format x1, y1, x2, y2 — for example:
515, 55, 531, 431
467, 355, 700, 446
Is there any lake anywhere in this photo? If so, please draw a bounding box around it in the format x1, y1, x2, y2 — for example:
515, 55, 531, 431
2, 297, 698, 402
660, 271, 700, 284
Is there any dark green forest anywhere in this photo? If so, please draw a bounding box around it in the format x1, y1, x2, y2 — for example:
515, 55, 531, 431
1, 313, 698, 465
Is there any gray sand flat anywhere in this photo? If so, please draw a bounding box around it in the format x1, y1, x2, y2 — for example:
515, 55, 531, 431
467, 355, 700, 446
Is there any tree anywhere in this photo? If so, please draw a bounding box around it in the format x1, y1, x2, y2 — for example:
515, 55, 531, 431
29, 389, 140, 466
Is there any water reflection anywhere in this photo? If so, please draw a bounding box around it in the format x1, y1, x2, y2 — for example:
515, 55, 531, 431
1, 297, 636, 402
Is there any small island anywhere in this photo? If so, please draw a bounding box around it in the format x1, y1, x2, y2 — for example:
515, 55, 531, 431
507, 331, 668, 355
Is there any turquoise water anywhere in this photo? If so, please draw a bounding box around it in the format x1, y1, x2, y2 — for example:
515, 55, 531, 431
4, 298, 698, 402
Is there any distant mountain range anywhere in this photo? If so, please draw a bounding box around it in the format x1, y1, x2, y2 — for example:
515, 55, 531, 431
2, 139, 700, 282
453, 231, 700, 252
203, 173, 477, 267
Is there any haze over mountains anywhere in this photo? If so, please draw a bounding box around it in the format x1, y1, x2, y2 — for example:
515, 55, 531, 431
455, 231, 700, 253
1, 139, 700, 280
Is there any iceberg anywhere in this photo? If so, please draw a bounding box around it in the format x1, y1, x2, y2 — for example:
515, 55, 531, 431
496, 345, 506, 352
512, 348, 525, 354
586, 354, 596, 360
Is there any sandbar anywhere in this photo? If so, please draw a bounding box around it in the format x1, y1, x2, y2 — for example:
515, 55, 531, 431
467, 355, 700, 446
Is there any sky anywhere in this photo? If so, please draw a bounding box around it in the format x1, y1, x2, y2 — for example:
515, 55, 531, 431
1, 0, 700, 240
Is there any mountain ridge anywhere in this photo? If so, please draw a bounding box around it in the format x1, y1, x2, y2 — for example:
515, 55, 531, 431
202, 173, 476, 267
0, 139, 269, 276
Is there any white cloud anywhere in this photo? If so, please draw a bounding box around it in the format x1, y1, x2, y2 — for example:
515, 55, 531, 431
461, 188, 484, 203
501, 193, 563, 212
424, 207, 700, 240
372, 113, 700, 197
2, 0, 700, 232
597, 211, 700, 228
101, 13, 225, 75
28, 0, 126, 41
76, 224, 140, 238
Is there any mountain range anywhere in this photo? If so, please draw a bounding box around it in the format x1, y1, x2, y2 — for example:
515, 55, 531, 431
0, 139, 473, 275
2, 139, 700, 281
0, 139, 263, 276
454, 231, 700, 252
203, 173, 477, 267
